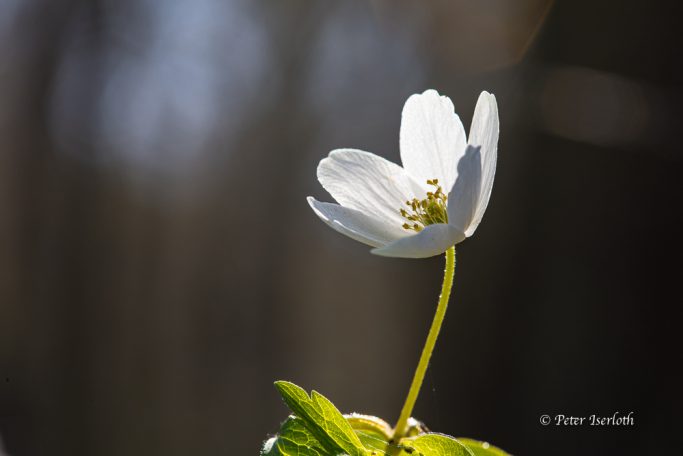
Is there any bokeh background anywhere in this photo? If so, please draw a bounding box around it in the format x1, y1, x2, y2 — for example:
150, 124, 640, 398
0, 0, 681, 455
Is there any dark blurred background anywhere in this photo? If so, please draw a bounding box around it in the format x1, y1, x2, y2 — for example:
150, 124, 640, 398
0, 0, 681, 455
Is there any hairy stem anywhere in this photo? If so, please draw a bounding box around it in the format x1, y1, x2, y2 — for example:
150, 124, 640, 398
392, 246, 456, 441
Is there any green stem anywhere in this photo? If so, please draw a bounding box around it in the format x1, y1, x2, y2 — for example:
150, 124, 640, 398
392, 246, 456, 441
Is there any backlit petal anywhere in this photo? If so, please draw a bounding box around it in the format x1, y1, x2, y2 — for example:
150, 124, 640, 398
400, 89, 467, 191
371, 224, 465, 259
447, 145, 482, 234
308, 197, 408, 248
317, 149, 423, 227
465, 91, 499, 237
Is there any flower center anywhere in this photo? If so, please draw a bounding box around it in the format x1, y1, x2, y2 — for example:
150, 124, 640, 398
399, 179, 448, 232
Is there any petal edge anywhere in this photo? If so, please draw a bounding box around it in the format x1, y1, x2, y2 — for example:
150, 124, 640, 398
371, 223, 465, 259
308, 197, 408, 248
466, 91, 499, 237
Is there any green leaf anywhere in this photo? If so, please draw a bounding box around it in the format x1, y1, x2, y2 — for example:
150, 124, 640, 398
261, 416, 327, 456
267, 382, 510, 456
399, 433, 475, 456
458, 438, 512, 456
274, 381, 368, 456
355, 431, 390, 454
345, 414, 402, 455
345, 414, 392, 440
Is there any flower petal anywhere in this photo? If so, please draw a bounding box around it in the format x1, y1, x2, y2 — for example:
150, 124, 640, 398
317, 149, 423, 226
465, 91, 499, 237
308, 197, 408, 248
371, 224, 465, 259
400, 89, 467, 191
447, 145, 482, 234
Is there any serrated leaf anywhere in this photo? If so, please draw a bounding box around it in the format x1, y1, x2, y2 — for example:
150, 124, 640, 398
274, 381, 368, 456
399, 433, 474, 456
458, 438, 511, 456
261, 416, 327, 456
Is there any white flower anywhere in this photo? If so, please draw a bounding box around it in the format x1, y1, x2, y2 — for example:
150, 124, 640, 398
308, 90, 499, 259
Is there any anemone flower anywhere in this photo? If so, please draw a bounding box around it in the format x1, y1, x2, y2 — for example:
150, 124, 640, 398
307, 89, 499, 258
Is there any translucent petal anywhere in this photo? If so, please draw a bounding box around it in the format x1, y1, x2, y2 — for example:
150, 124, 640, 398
465, 91, 499, 237
371, 224, 465, 259
308, 197, 408, 248
447, 145, 482, 234
400, 89, 467, 192
317, 149, 424, 227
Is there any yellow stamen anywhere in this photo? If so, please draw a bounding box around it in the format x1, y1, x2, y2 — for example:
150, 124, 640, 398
398, 179, 448, 232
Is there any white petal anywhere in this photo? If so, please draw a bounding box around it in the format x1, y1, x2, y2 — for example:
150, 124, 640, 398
308, 197, 408, 248
465, 91, 499, 237
447, 145, 482, 234
371, 224, 465, 259
317, 149, 423, 226
400, 89, 467, 191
